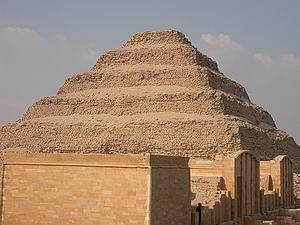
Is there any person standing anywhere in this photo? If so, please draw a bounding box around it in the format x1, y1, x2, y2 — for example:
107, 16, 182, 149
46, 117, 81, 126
196, 203, 202, 225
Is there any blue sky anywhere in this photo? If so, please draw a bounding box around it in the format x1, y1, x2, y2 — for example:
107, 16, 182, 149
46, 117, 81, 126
0, 0, 299, 143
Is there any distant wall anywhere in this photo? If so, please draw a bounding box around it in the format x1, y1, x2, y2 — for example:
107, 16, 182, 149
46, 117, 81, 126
0, 153, 190, 225
260, 155, 294, 209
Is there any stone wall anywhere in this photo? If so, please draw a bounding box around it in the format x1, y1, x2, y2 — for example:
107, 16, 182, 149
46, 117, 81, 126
0, 152, 190, 225
260, 155, 294, 209
150, 166, 191, 225
189, 151, 260, 225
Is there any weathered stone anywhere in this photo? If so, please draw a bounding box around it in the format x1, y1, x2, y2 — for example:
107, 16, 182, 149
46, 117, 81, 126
0, 29, 299, 193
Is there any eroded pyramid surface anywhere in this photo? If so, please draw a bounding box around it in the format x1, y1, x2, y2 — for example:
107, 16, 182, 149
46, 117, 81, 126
0, 30, 299, 165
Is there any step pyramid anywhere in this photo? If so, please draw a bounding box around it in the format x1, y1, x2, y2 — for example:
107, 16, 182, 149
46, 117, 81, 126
0, 30, 299, 164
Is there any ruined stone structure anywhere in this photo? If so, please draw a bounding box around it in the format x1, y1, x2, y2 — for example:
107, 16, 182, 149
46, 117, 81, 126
0, 30, 299, 224
0, 30, 298, 163
190, 151, 257, 225
260, 155, 294, 209
190, 151, 294, 225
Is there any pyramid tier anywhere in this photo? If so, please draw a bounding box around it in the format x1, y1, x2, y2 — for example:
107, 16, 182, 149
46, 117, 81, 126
91, 44, 218, 73
0, 113, 296, 161
238, 123, 300, 162
59, 65, 250, 100
0, 113, 242, 159
23, 85, 275, 127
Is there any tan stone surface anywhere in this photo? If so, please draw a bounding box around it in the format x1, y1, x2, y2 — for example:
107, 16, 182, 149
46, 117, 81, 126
191, 176, 224, 207
23, 85, 273, 126
260, 156, 294, 208
0, 29, 299, 193
150, 166, 191, 225
58, 65, 249, 100
93, 30, 219, 72
0, 152, 190, 225
190, 150, 260, 225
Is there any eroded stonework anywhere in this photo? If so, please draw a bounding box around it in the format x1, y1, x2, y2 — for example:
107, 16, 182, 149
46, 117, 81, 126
0, 30, 299, 176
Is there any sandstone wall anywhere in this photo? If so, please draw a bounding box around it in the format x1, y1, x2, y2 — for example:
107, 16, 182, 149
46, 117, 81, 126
150, 166, 191, 225
189, 151, 260, 225
191, 176, 224, 207
0, 153, 190, 225
260, 156, 294, 208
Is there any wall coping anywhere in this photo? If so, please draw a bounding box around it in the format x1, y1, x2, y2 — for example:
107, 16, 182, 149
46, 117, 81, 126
1, 152, 189, 168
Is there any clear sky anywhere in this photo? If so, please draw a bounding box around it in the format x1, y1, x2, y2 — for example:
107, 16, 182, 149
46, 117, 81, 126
0, 0, 299, 144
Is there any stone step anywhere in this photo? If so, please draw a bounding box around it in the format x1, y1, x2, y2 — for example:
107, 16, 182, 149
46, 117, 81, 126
0, 113, 294, 161
0, 113, 242, 157
91, 43, 218, 71
59, 65, 249, 100
23, 85, 275, 127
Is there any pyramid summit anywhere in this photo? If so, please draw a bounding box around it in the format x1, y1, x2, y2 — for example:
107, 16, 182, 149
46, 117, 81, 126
90, 30, 219, 72
0, 30, 299, 165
